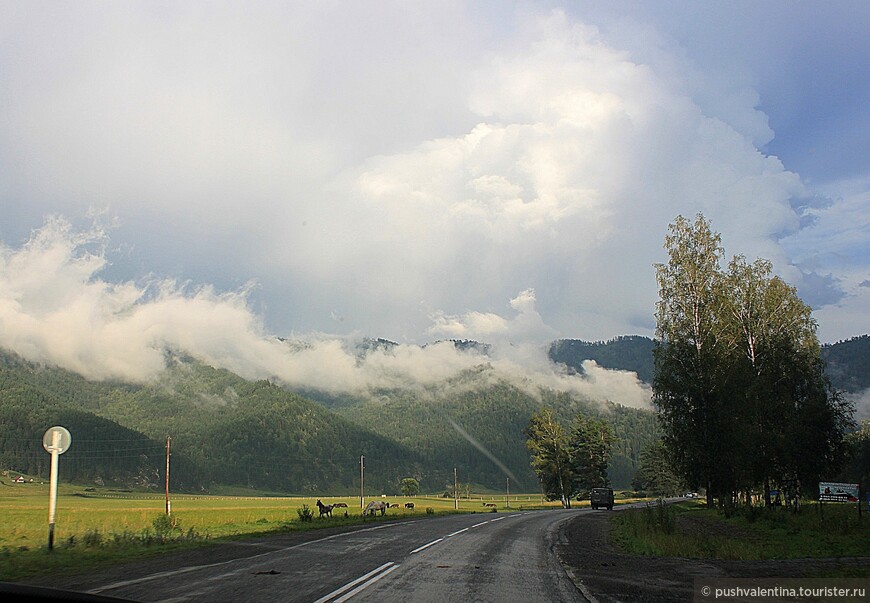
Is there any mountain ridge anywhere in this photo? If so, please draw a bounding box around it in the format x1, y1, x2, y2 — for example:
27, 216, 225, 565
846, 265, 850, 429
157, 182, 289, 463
1, 333, 866, 493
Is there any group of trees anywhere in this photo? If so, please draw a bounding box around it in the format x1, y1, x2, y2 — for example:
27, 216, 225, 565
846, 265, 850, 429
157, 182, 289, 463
653, 214, 853, 508
631, 439, 686, 496
526, 408, 615, 507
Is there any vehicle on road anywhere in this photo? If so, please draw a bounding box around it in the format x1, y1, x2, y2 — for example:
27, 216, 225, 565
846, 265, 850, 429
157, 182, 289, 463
589, 487, 614, 511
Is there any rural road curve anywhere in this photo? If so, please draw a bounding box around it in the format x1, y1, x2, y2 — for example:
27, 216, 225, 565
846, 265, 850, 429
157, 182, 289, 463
44, 508, 598, 602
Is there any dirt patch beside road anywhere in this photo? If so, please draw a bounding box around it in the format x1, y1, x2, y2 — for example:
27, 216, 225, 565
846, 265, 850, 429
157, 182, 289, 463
556, 511, 870, 602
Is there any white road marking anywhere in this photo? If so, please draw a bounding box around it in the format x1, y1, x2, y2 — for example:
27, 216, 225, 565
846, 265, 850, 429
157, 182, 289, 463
332, 563, 401, 603
410, 538, 443, 554
471, 520, 489, 528
313, 562, 397, 603
89, 520, 417, 594
446, 527, 469, 537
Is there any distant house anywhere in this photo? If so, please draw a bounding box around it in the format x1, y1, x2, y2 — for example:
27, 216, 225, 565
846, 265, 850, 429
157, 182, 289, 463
13, 476, 25, 483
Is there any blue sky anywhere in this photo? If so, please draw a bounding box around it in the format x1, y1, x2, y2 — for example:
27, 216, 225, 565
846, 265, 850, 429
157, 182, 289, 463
0, 1, 867, 397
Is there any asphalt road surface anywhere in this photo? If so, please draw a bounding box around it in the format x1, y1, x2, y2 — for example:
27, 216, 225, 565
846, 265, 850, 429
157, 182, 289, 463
54, 509, 588, 603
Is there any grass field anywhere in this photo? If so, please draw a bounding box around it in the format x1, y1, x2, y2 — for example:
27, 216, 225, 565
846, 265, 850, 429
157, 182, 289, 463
0, 480, 560, 581
610, 499, 870, 561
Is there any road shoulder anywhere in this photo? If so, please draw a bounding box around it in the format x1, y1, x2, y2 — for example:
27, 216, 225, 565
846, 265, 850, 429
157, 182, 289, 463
556, 510, 870, 602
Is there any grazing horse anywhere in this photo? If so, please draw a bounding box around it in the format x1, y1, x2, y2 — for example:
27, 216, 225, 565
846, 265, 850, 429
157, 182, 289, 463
333, 502, 348, 508
483, 503, 497, 508
316, 499, 334, 518
363, 500, 388, 516
404, 502, 415, 509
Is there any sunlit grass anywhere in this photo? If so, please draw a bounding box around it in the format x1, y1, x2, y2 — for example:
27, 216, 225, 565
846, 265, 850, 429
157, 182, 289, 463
0, 481, 558, 580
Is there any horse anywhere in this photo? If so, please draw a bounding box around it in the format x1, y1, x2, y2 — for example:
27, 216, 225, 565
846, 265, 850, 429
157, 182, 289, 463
483, 503, 497, 508
363, 500, 388, 516
333, 502, 348, 508
316, 499, 334, 518
404, 502, 415, 509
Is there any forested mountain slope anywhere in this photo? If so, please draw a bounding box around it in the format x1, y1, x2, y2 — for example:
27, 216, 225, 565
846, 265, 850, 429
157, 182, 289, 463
0, 350, 419, 494
335, 380, 661, 490
822, 335, 870, 393
550, 334, 870, 395
3, 333, 864, 494
549, 336, 656, 384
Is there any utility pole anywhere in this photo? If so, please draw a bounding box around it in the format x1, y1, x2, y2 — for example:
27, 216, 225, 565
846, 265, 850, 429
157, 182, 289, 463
165, 436, 171, 516
360, 455, 365, 509
454, 466, 458, 510
506, 477, 510, 509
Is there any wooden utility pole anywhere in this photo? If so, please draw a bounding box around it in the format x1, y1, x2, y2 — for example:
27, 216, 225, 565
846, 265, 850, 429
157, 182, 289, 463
360, 455, 365, 509
506, 477, 510, 509
454, 466, 458, 510
165, 436, 171, 515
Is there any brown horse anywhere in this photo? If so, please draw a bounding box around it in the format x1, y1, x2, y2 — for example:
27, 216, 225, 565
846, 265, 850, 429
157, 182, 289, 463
316, 499, 334, 518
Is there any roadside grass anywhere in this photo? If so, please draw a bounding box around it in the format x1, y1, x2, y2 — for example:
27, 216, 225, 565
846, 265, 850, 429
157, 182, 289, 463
0, 481, 557, 581
610, 499, 870, 561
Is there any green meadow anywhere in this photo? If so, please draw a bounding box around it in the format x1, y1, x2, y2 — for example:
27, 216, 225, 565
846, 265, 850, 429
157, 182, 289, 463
0, 480, 556, 581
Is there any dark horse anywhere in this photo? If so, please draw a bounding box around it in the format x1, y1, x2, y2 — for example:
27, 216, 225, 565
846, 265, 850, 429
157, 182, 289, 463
316, 499, 334, 518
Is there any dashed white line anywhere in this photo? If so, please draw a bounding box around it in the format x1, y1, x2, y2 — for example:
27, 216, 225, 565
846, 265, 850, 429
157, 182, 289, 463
410, 538, 444, 554
446, 527, 469, 537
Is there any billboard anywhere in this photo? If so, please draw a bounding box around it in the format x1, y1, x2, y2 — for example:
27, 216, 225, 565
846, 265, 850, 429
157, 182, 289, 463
818, 482, 859, 503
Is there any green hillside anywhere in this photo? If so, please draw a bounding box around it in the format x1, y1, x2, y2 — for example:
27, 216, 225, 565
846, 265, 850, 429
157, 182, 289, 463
822, 335, 870, 393
4, 333, 863, 496
335, 380, 661, 490
0, 350, 419, 494
549, 334, 870, 395
549, 336, 656, 384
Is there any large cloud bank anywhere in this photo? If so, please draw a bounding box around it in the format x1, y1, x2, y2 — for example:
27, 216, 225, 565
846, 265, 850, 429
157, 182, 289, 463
1, 4, 866, 352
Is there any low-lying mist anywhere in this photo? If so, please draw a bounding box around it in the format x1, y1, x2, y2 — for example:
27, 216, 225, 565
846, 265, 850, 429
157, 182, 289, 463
0, 217, 652, 409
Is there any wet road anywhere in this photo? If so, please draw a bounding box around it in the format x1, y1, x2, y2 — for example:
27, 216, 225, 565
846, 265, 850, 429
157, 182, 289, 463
79, 510, 587, 603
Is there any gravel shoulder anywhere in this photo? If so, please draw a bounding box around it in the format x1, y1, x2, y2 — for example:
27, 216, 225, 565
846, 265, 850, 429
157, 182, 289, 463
555, 511, 870, 602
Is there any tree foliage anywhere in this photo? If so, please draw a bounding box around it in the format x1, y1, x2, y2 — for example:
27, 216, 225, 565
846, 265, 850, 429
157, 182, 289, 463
400, 477, 420, 497
526, 408, 615, 507
568, 415, 615, 492
631, 439, 686, 496
653, 214, 853, 508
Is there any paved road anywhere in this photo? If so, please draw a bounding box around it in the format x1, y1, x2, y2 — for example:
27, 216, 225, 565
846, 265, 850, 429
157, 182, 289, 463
74, 510, 587, 603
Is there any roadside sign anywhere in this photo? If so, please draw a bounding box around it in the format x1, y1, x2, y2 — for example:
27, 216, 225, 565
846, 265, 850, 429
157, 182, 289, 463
819, 481, 859, 503
43, 426, 72, 551
42, 426, 72, 455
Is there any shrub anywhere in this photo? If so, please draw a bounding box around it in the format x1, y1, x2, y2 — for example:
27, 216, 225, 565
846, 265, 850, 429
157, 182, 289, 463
426, 507, 435, 515
297, 504, 314, 522
152, 514, 182, 541
81, 529, 103, 548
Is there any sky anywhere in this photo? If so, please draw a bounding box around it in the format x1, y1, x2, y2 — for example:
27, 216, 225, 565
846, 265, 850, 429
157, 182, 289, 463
0, 1, 868, 406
